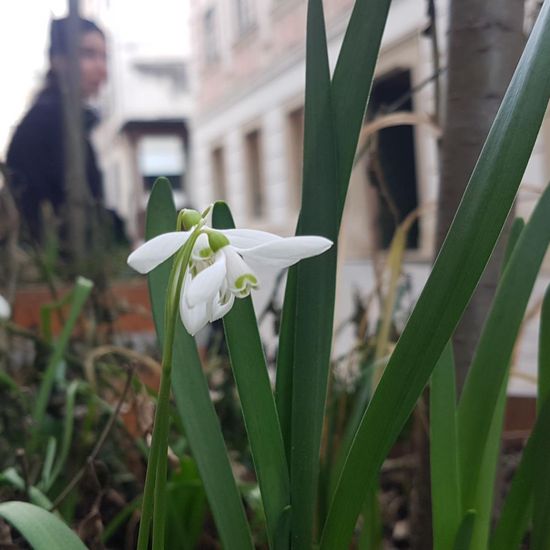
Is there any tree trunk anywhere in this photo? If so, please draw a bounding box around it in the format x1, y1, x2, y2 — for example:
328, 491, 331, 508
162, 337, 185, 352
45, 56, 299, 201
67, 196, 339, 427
438, 0, 525, 393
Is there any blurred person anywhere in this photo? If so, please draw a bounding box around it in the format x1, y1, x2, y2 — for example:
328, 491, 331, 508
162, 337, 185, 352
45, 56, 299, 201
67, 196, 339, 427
5, 16, 117, 245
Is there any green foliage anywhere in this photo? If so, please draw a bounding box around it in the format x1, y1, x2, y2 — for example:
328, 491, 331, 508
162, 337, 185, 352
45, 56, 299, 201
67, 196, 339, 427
0, 501, 86, 550
213, 202, 290, 547
31, 277, 93, 450
320, 2, 550, 546
430, 344, 461, 550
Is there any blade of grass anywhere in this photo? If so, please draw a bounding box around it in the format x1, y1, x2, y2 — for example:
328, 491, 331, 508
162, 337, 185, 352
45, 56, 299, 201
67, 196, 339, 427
287, 0, 401, 540
0, 501, 86, 550
275, 267, 297, 465
532, 283, 550, 550
40, 438, 57, 491
288, 1, 338, 547
430, 343, 460, 550
320, 4, 550, 547
454, 217, 524, 548
45, 381, 79, 492
145, 178, 254, 550
331, 0, 392, 221
453, 510, 476, 550
457, 187, 550, 513
538, 283, 550, 408
0, 468, 53, 509
490, 393, 550, 550
31, 277, 93, 451
212, 201, 290, 548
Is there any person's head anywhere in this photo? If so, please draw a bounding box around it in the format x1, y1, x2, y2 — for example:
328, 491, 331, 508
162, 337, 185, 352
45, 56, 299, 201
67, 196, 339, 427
49, 17, 107, 98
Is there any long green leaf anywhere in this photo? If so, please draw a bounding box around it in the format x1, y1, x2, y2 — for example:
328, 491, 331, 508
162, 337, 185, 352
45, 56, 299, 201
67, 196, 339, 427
212, 201, 290, 548
44, 380, 79, 492
0, 468, 53, 509
532, 284, 550, 550
145, 178, 253, 550
430, 343, 461, 550
288, 1, 338, 547
457, 186, 550, 512
0, 501, 86, 550
320, 4, 550, 547
275, 266, 297, 464
490, 394, 550, 550
31, 277, 93, 449
455, 217, 524, 548
538, 283, 550, 408
331, 0, 392, 220
453, 510, 476, 550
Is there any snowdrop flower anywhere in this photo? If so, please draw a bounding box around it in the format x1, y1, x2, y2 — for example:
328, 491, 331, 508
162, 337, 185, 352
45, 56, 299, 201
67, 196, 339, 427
127, 208, 333, 335
0, 295, 11, 320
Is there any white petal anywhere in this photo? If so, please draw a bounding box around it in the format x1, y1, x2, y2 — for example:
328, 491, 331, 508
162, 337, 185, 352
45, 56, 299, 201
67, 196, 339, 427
0, 295, 11, 320
220, 229, 282, 250
210, 291, 235, 322
186, 252, 227, 307
224, 246, 259, 297
238, 236, 333, 269
180, 276, 209, 335
127, 231, 191, 274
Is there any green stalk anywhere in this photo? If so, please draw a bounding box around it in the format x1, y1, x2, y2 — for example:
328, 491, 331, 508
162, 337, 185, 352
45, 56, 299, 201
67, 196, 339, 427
137, 231, 200, 550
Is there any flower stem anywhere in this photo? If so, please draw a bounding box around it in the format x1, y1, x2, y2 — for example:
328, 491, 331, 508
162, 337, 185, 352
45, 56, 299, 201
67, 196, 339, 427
151, 327, 175, 549
137, 230, 200, 550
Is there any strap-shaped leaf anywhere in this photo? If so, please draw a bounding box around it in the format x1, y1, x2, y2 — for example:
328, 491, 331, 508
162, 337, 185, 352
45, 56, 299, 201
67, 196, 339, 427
430, 343, 461, 550
0, 501, 86, 550
31, 277, 93, 449
532, 284, 550, 549
457, 186, 550, 512
331, 0, 392, 220
321, 4, 550, 547
145, 178, 253, 550
454, 217, 524, 548
453, 510, 476, 550
286, 1, 338, 547
212, 202, 290, 548
276, 1, 392, 545
490, 394, 550, 550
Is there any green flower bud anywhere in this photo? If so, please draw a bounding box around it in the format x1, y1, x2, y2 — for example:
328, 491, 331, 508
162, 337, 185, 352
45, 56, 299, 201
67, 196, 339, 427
207, 230, 230, 252
178, 209, 202, 230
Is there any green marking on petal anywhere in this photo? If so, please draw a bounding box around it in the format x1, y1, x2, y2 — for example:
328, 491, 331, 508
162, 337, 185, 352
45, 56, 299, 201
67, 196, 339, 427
199, 247, 213, 258
235, 274, 258, 290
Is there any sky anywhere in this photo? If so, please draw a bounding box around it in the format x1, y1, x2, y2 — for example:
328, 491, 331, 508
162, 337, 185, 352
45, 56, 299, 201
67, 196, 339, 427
0, 0, 190, 155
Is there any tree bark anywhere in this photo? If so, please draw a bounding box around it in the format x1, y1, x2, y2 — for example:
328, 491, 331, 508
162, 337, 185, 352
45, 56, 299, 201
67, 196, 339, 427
438, 0, 525, 393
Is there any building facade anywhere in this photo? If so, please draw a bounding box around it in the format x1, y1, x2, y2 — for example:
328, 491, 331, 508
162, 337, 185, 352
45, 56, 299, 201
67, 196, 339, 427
189, 0, 549, 394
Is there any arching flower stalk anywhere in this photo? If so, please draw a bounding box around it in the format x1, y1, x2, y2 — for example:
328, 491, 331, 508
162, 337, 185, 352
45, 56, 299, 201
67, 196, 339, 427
130, 205, 332, 550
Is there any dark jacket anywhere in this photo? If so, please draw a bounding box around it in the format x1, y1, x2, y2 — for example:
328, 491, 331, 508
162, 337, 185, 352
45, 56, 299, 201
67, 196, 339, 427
6, 84, 104, 240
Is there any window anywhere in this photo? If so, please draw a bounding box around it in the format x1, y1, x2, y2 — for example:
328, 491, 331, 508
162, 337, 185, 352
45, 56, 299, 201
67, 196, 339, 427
244, 129, 264, 218
211, 146, 227, 201
138, 135, 185, 192
286, 106, 304, 208
235, 0, 255, 36
367, 69, 419, 249
203, 7, 219, 64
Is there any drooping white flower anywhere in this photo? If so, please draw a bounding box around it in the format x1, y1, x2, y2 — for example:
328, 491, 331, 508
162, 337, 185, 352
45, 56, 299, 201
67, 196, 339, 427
127, 210, 333, 335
